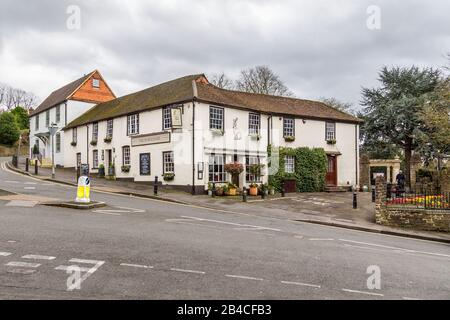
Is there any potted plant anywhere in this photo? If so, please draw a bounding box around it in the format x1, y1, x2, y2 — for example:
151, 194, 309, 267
207, 182, 213, 196
121, 165, 131, 173
284, 136, 295, 142
327, 139, 337, 145
104, 136, 112, 143
211, 128, 225, 136
90, 140, 97, 146
222, 184, 229, 196
227, 183, 237, 196
98, 164, 105, 178
71, 141, 77, 147
225, 162, 244, 186
260, 183, 269, 196
268, 185, 275, 195
215, 185, 224, 196
108, 163, 115, 176
249, 183, 259, 196
163, 173, 175, 181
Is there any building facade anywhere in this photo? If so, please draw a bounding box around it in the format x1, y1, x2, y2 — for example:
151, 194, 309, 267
63, 74, 361, 193
29, 70, 115, 166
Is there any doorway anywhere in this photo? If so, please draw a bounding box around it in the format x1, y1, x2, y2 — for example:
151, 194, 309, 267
326, 155, 337, 186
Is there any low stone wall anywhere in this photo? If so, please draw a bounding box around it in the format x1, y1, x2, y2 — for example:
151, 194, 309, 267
376, 207, 450, 232
374, 176, 450, 232
0, 144, 29, 157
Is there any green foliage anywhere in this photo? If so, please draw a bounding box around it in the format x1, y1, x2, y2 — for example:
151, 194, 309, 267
268, 145, 327, 192
10, 106, 29, 130
0, 112, 20, 146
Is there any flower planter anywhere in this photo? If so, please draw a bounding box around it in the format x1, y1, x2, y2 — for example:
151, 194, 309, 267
249, 186, 258, 196
70, 142, 77, 147
215, 188, 224, 196
98, 166, 105, 178
228, 188, 237, 196
90, 140, 98, 146
104, 137, 112, 143
284, 136, 295, 142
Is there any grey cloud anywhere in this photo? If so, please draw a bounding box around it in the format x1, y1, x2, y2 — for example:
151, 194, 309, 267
0, 0, 449, 108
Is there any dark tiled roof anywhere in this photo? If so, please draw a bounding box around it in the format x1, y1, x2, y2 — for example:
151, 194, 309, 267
30, 71, 95, 116
64, 74, 361, 129
64, 74, 200, 129
196, 83, 361, 123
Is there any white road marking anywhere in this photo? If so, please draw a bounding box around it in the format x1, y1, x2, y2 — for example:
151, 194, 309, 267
55, 265, 92, 272
22, 254, 56, 260
93, 206, 145, 214
5, 180, 19, 184
403, 297, 421, 300
309, 238, 334, 241
6, 261, 41, 268
55, 258, 105, 291
24, 182, 37, 185
120, 263, 153, 269
7, 240, 17, 243
343, 244, 391, 253
342, 288, 384, 297
294, 235, 304, 239
181, 216, 281, 232
339, 239, 450, 258
0, 252, 12, 257
170, 268, 206, 275
281, 281, 321, 288
24, 187, 36, 190
225, 274, 264, 281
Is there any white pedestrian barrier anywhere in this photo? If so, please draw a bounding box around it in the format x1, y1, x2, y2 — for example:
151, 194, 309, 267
75, 176, 91, 203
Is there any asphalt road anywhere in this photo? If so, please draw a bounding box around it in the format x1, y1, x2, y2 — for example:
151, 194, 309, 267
0, 160, 449, 300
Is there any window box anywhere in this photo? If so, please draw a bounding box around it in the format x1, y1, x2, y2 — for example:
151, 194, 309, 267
284, 136, 295, 142
163, 173, 175, 181
90, 140, 97, 146
104, 136, 112, 143
71, 141, 77, 147
327, 139, 337, 145
121, 165, 131, 173
249, 133, 261, 140
211, 128, 224, 136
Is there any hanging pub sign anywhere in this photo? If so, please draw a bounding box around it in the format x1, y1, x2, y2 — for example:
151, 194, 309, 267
171, 107, 183, 128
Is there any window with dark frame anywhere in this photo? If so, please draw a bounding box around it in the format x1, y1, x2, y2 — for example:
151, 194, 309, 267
92, 122, 98, 141
35, 116, 39, 130
72, 128, 77, 143
122, 146, 130, 166
56, 105, 61, 123
127, 114, 139, 135
92, 79, 100, 88
208, 154, 225, 182
45, 110, 50, 127
56, 133, 61, 153
325, 122, 336, 141
248, 113, 260, 135
283, 118, 295, 137
93, 150, 99, 169
106, 119, 113, 138
209, 106, 224, 130
163, 151, 174, 173
245, 155, 261, 183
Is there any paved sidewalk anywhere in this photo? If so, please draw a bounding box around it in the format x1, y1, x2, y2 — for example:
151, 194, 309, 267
6, 157, 450, 243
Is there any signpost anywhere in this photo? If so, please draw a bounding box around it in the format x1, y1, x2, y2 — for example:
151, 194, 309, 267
48, 123, 58, 179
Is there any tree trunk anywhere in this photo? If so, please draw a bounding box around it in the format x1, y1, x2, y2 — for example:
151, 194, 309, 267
404, 142, 412, 190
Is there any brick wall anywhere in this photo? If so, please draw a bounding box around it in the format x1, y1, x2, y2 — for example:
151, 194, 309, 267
374, 176, 450, 232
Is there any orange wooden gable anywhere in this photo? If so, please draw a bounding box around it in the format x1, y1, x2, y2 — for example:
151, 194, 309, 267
69, 70, 116, 104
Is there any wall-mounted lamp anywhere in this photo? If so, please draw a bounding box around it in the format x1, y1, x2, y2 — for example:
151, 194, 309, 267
302, 119, 306, 124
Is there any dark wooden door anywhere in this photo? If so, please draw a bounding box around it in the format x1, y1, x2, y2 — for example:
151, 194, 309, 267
326, 155, 337, 186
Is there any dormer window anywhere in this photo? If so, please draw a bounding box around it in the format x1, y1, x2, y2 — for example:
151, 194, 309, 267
92, 79, 100, 88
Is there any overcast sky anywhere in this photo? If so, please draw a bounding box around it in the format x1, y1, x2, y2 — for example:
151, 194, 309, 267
0, 0, 449, 110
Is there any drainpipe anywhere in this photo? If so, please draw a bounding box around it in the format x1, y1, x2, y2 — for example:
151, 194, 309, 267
191, 80, 198, 195
86, 124, 89, 170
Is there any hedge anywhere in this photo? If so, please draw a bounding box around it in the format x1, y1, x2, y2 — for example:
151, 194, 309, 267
268, 145, 327, 192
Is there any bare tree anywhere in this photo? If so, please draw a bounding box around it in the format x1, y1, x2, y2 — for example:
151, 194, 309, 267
319, 97, 354, 114
209, 72, 234, 90
0, 83, 37, 111
235, 65, 294, 97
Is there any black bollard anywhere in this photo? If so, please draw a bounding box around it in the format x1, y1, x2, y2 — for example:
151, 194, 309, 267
281, 186, 285, 197
353, 191, 357, 209
34, 159, 38, 175
12, 155, 17, 168
261, 186, 266, 199
154, 176, 158, 196
25, 158, 29, 172
242, 186, 247, 202
212, 183, 216, 198
371, 188, 376, 203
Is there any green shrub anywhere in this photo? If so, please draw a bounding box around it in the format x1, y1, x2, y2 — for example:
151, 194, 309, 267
0, 112, 20, 146
268, 145, 327, 192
